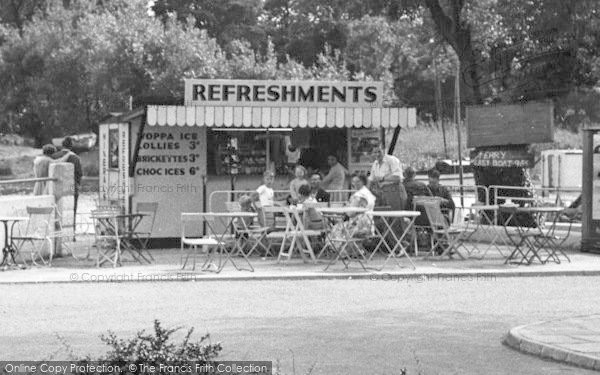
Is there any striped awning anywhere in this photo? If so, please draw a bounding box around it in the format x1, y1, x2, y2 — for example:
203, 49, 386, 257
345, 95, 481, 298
146, 105, 416, 128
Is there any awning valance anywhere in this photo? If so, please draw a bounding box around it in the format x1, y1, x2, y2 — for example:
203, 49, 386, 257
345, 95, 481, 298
146, 105, 416, 128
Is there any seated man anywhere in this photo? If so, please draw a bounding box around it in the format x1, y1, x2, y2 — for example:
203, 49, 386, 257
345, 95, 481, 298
427, 169, 455, 220
322, 155, 348, 191
309, 173, 330, 203
402, 166, 431, 209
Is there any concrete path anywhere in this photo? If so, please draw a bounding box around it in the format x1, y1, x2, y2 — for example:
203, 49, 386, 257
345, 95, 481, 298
1, 246, 600, 284
506, 315, 600, 371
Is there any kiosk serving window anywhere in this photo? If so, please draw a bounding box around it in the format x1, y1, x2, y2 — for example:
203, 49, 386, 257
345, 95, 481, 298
207, 128, 348, 176
207, 130, 293, 175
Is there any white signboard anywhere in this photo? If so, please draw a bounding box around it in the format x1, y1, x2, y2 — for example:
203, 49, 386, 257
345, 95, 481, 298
184, 79, 383, 108
99, 125, 109, 202
593, 134, 600, 220
118, 124, 130, 212
134, 127, 205, 237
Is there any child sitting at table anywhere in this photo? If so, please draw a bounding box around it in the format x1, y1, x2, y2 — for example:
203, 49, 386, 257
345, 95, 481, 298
297, 184, 325, 230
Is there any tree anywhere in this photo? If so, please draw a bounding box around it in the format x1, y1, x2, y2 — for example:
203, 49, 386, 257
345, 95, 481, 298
0, 0, 352, 144
151, 0, 268, 53
0, 0, 47, 31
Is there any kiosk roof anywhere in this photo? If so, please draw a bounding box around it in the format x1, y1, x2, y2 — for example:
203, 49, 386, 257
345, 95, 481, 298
146, 105, 416, 128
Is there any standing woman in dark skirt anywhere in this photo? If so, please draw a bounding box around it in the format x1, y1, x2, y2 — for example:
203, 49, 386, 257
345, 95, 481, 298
367, 144, 407, 210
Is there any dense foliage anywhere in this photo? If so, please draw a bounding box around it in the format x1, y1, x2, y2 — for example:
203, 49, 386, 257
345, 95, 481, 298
0, 0, 599, 144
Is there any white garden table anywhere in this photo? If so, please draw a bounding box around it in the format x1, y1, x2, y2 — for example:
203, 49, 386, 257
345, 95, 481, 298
370, 210, 421, 270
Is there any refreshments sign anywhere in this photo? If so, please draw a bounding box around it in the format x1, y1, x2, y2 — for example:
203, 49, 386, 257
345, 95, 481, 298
184, 79, 383, 108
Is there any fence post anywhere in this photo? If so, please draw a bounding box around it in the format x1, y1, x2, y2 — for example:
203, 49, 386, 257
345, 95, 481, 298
48, 163, 74, 257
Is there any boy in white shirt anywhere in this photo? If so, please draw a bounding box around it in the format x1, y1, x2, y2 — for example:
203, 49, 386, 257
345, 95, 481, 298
252, 170, 275, 208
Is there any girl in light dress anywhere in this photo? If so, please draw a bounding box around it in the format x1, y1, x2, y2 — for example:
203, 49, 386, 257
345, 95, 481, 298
288, 165, 309, 204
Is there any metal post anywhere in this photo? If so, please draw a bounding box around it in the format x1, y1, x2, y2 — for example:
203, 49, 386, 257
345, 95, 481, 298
202, 175, 207, 235
434, 56, 448, 158
582, 128, 594, 251
455, 60, 464, 207
265, 129, 270, 172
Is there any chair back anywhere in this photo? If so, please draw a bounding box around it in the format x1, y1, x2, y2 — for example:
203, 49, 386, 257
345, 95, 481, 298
302, 201, 327, 209
91, 208, 121, 239
260, 205, 287, 228
423, 201, 448, 230
96, 199, 122, 212
413, 196, 443, 209
21, 206, 55, 237
135, 202, 159, 232
180, 213, 211, 240
225, 202, 253, 231
225, 202, 242, 212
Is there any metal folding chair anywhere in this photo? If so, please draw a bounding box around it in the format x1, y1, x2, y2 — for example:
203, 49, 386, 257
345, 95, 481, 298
91, 208, 122, 267
52, 204, 95, 260
532, 207, 574, 264
423, 201, 469, 259
13, 206, 55, 266
131, 202, 159, 260
225, 202, 270, 257
321, 212, 369, 271
180, 213, 219, 271
412, 196, 443, 256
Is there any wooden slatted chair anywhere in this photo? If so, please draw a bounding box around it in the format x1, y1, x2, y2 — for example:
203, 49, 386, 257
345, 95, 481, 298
423, 201, 469, 259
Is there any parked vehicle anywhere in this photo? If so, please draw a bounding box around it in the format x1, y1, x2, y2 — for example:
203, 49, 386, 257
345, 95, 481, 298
434, 158, 472, 174
52, 132, 97, 152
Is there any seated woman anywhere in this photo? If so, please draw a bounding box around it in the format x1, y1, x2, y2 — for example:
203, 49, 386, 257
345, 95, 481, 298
330, 175, 375, 241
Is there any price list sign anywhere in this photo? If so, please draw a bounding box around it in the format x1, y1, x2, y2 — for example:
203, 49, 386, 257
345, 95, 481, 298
134, 127, 206, 237
136, 130, 204, 178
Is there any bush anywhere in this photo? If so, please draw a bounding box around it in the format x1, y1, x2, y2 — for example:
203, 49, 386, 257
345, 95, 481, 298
67, 320, 223, 374
98, 320, 221, 363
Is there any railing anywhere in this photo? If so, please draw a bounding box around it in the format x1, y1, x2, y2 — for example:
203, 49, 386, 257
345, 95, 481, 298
0, 177, 57, 194
208, 189, 355, 212
489, 185, 581, 206
445, 184, 489, 206
0, 177, 56, 185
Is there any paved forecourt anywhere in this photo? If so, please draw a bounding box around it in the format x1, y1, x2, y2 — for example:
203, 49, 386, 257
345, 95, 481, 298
506, 314, 600, 371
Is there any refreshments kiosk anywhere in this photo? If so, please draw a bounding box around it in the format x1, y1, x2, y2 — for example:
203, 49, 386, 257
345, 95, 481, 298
99, 79, 416, 243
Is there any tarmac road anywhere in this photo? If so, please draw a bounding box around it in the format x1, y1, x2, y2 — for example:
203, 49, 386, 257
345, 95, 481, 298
1, 276, 599, 375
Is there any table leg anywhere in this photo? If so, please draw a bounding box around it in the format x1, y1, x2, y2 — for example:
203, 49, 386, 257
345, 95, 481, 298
208, 217, 253, 273
0, 220, 9, 267
376, 217, 416, 271
1, 220, 25, 269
